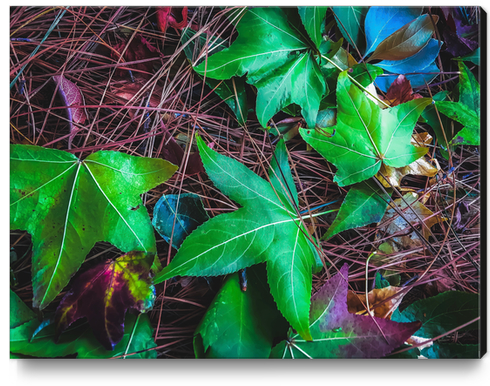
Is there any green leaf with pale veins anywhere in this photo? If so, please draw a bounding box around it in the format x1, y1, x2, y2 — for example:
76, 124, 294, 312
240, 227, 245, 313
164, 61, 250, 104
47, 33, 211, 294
298, 7, 328, 49
194, 264, 288, 358
323, 179, 391, 240
193, 7, 326, 129
155, 136, 322, 341
300, 70, 431, 186
10, 144, 177, 310
435, 61, 480, 146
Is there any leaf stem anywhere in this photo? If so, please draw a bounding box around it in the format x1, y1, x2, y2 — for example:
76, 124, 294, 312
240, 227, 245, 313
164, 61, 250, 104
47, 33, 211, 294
300, 208, 338, 221
320, 54, 391, 108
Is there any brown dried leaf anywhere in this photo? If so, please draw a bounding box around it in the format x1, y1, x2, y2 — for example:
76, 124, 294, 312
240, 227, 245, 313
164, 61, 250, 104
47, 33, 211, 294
378, 192, 446, 250
347, 286, 406, 319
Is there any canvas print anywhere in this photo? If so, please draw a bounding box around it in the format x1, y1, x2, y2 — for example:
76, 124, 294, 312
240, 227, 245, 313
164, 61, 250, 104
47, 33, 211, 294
10, 6, 484, 359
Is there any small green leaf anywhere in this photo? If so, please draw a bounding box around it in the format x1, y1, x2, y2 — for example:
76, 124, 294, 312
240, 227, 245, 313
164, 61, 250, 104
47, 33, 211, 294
456, 48, 480, 66
194, 264, 288, 358
10, 145, 177, 310
155, 136, 321, 341
298, 6, 328, 49
323, 179, 391, 239
435, 101, 479, 145
300, 71, 431, 186
392, 291, 479, 338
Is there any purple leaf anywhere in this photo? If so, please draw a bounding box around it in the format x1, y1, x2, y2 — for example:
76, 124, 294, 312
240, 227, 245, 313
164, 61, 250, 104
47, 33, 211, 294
52, 75, 87, 147
270, 264, 421, 358
55, 251, 155, 350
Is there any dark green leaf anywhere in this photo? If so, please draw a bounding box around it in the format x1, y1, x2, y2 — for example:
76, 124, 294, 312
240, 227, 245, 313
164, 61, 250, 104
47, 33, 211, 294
435, 101, 479, 146
368, 14, 439, 62
421, 342, 479, 359
10, 290, 37, 329
456, 48, 480, 66
300, 71, 431, 186
10, 145, 177, 309
152, 193, 209, 249
155, 136, 322, 341
194, 264, 288, 358
323, 179, 391, 239
332, 7, 369, 53
11, 312, 157, 359
392, 291, 479, 338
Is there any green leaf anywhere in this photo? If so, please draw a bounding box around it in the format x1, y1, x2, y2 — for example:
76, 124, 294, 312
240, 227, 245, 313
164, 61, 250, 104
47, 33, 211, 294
270, 264, 421, 358
368, 14, 439, 62
421, 90, 454, 158
193, 7, 325, 129
155, 136, 321, 341
332, 7, 369, 53
10, 144, 177, 310
392, 291, 479, 338
298, 6, 328, 49
456, 47, 480, 66
300, 71, 431, 186
181, 28, 248, 125
434, 62, 480, 146
323, 179, 391, 239
10, 290, 37, 329
11, 311, 157, 359
435, 101, 479, 145
194, 264, 288, 358
458, 61, 480, 112
421, 343, 479, 359
375, 272, 391, 289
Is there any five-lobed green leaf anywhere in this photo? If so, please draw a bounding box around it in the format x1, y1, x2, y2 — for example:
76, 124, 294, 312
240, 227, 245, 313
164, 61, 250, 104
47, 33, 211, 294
193, 7, 325, 129
10, 145, 177, 310
300, 70, 431, 186
154, 135, 322, 341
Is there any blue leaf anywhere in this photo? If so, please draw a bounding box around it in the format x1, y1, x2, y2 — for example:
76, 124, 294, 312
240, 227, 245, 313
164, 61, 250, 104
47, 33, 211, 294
375, 62, 440, 93
152, 193, 209, 250
364, 7, 423, 56
375, 39, 442, 75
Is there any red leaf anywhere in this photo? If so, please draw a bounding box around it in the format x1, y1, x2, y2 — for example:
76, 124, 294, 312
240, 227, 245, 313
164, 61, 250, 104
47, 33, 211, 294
157, 6, 189, 32
112, 34, 161, 79
382, 75, 422, 106
55, 251, 155, 350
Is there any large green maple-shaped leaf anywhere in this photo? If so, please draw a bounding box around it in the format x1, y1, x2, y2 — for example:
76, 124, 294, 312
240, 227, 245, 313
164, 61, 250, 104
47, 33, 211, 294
193, 7, 326, 129
154, 136, 322, 341
435, 61, 480, 146
10, 144, 177, 310
270, 264, 421, 358
300, 70, 431, 186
